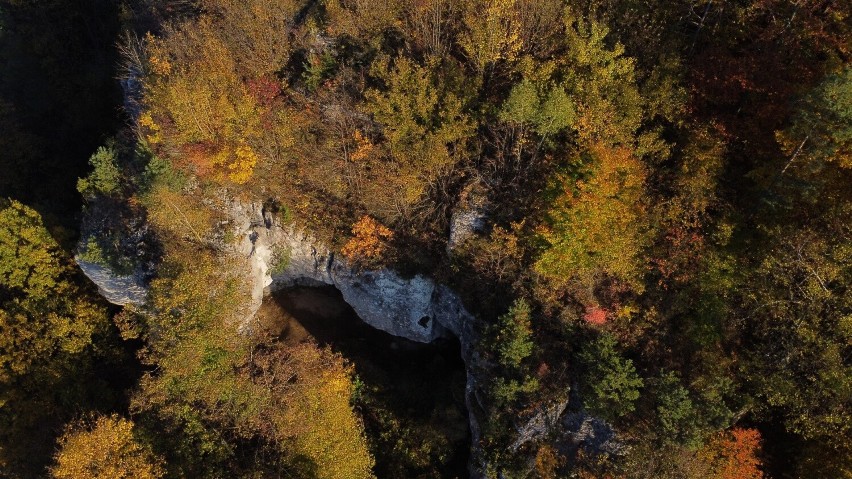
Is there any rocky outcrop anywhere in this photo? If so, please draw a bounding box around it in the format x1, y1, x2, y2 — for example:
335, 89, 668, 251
230, 199, 461, 343
77, 192, 618, 476
75, 258, 148, 305
558, 411, 622, 457
509, 397, 571, 452
227, 199, 493, 476
75, 200, 158, 306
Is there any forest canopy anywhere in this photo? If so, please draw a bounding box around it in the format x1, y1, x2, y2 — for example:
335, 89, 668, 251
0, 0, 850, 478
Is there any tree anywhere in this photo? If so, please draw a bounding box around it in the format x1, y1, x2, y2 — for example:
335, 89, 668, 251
77, 145, 122, 197
365, 55, 473, 207
143, 16, 271, 184
0, 199, 114, 475
489, 299, 539, 406
494, 298, 534, 369
0, 200, 108, 380
578, 333, 643, 420
653, 371, 705, 447
135, 248, 375, 478
51, 415, 164, 479
458, 0, 522, 72
535, 143, 649, 291
561, 10, 645, 149
739, 226, 852, 447
777, 67, 852, 173
500, 79, 576, 138
341, 215, 394, 266
699, 428, 764, 479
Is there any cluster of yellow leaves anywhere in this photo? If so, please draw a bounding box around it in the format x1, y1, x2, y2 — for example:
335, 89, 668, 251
213, 142, 259, 184
138, 112, 161, 145
145, 33, 172, 76
144, 17, 269, 185
0, 201, 109, 381
349, 130, 376, 162
139, 246, 374, 478
323, 0, 405, 38
51, 415, 164, 479
341, 215, 394, 263
287, 345, 376, 479
459, 0, 522, 70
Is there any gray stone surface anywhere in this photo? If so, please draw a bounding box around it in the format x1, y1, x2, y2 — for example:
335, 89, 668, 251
447, 180, 489, 253
75, 258, 148, 306
560, 411, 622, 456
509, 397, 571, 452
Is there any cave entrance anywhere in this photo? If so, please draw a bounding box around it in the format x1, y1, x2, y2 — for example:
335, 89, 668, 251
257, 286, 471, 478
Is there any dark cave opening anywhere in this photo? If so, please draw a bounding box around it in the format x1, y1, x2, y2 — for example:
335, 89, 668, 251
257, 285, 471, 479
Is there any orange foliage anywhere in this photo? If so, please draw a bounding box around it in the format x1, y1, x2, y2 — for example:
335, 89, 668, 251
583, 305, 608, 325
536, 142, 648, 289
701, 428, 765, 479
178, 142, 216, 177
341, 216, 394, 264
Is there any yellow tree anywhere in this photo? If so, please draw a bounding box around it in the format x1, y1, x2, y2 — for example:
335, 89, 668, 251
365, 55, 472, 209
459, 0, 523, 71
561, 10, 646, 150
51, 415, 164, 479
536, 143, 649, 290
135, 246, 375, 478
0, 200, 109, 382
143, 18, 266, 184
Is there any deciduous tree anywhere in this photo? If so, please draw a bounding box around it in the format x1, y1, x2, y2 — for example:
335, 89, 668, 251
51, 415, 164, 479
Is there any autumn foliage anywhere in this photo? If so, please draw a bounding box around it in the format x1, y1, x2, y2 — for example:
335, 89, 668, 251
583, 305, 608, 325
341, 216, 394, 265
51, 415, 164, 479
700, 428, 765, 479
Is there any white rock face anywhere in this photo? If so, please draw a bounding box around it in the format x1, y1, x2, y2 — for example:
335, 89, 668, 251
228, 199, 458, 343
75, 258, 148, 306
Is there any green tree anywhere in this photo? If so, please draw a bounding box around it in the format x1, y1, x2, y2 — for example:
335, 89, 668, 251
77, 145, 122, 197
578, 333, 643, 420
739, 226, 852, 447
500, 79, 575, 138
495, 298, 534, 368
778, 67, 852, 173
653, 371, 706, 447
489, 299, 539, 407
